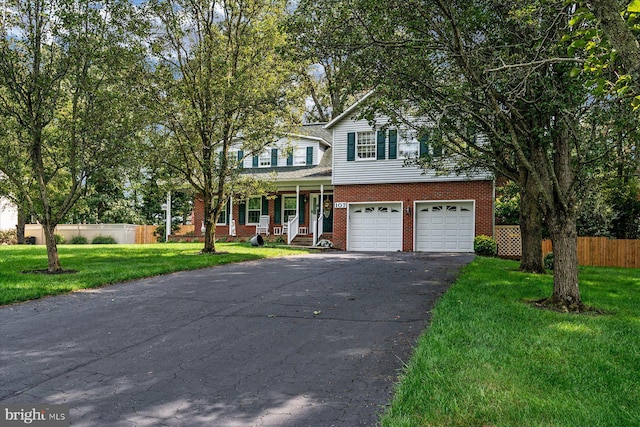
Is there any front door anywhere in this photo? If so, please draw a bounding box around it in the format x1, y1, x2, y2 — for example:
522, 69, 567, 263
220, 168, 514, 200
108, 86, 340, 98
312, 194, 333, 233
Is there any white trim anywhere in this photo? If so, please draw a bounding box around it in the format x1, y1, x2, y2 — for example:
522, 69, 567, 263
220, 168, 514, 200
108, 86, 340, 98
324, 91, 376, 130
346, 201, 403, 251
413, 199, 475, 252
286, 133, 331, 147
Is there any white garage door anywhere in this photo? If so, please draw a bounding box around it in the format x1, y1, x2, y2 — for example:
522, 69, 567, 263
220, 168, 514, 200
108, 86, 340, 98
348, 203, 403, 251
415, 202, 474, 252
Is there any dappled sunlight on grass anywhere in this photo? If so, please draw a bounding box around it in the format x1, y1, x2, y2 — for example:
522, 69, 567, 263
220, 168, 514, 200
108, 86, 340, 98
0, 243, 311, 305
382, 257, 640, 427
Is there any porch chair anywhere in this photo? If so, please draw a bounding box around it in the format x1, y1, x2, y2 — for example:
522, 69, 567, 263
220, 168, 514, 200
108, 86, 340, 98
256, 215, 270, 235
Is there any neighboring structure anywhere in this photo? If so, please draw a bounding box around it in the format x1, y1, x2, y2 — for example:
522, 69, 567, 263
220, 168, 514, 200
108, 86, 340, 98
192, 96, 495, 251
0, 197, 18, 232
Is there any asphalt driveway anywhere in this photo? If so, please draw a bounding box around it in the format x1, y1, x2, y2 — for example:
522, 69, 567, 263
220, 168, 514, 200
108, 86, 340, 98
0, 251, 473, 426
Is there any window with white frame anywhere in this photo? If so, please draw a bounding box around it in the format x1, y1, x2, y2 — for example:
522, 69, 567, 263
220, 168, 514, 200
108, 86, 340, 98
247, 197, 261, 224
399, 129, 419, 158
283, 196, 297, 222
356, 131, 376, 160
214, 199, 227, 225
259, 152, 271, 167
294, 148, 307, 165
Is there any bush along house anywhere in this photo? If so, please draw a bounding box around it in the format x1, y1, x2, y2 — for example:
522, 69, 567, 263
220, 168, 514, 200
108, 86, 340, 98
191, 94, 495, 251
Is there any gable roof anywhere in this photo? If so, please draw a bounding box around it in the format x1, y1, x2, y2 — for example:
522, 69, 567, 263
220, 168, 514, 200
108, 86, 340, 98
323, 91, 375, 130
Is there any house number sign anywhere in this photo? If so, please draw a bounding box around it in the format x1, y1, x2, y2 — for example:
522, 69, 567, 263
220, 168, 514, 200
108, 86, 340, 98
334, 202, 347, 209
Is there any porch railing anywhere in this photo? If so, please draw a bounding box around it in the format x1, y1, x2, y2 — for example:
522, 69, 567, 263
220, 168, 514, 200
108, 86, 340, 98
287, 215, 299, 245
312, 211, 323, 246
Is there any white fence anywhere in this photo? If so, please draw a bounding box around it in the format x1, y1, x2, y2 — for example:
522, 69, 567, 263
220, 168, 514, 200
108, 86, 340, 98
25, 224, 138, 244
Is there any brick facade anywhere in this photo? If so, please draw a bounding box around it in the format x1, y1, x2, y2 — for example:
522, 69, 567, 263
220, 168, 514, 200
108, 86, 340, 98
193, 192, 317, 240
332, 180, 494, 251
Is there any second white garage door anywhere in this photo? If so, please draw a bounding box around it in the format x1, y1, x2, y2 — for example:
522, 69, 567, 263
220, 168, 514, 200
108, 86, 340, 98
415, 201, 474, 252
348, 203, 403, 251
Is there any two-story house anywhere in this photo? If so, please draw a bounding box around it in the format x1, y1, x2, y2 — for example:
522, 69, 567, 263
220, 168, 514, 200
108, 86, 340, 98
191, 95, 494, 251
191, 123, 336, 245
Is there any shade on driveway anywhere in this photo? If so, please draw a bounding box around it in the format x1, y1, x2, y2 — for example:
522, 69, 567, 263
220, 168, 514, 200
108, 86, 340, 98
0, 252, 473, 426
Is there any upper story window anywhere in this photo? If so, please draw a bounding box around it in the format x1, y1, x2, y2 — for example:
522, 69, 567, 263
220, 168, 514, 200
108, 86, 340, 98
294, 148, 308, 165
259, 152, 271, 167
399, 130, 419, 158
356, 131, 376, 160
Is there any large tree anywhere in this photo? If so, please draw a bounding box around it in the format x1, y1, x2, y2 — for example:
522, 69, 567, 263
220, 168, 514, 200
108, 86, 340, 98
287, 0, 365, 121
350, 0, 623, 309
147, 0, 300, 253
0, 0, 147, 272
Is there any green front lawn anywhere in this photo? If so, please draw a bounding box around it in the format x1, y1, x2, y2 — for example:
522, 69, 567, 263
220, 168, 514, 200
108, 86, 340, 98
382, 257, 640, 427
0, 243, 311, 306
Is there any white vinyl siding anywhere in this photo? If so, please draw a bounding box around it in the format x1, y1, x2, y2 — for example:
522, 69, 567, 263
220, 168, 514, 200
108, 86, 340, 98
331, 113, 492, 185
235, 139, 323, 168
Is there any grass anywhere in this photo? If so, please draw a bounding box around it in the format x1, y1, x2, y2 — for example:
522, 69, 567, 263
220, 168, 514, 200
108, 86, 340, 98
0, 243, 311, 306
381, 257, 640, 427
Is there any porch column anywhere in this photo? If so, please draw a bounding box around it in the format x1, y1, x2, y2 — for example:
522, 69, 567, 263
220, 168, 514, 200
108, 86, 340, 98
229, 197, 235, 236
165, 191, 171, 242
296, 185, 300, 219
320, 185, 324, 218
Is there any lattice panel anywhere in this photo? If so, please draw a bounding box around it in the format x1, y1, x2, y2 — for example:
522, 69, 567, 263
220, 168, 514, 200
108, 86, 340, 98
496, 226, 521, 258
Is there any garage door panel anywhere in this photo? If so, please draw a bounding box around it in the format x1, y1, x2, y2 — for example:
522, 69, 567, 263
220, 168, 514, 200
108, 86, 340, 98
416, 202, 474, 252
348, 203, 402, 251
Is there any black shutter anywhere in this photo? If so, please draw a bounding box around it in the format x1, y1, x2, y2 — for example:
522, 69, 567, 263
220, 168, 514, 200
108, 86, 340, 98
237, 150, 244, 169
299, 195, 306, 223
252, 155, 259, 167
287, 151, 293, 166
388, 129, 397, 159
419, 133, 429, 157
376, 130, 386, 160
306, 147, 313, 165
347, 132, 356, 161
238, 201, 246, 225
274, 195, 282, 224
271, 148, 278, 166
262, 196, 269, 215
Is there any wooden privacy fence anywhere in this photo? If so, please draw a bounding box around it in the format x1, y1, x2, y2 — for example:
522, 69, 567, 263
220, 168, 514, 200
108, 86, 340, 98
541, 237, 640, 269
135, 224, 196, 244
135, 225, 157, 244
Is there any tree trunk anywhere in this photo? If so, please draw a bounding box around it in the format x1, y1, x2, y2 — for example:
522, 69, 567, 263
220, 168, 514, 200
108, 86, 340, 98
201, 191, 217, 253
16, 206, 26, 244
547, 212, 582, 308
519, 185, 545, 274
42, 223, 62, 273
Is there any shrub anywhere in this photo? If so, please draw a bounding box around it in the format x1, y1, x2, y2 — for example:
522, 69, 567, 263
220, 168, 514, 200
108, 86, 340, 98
474, 235, 497, 256
54, 234, 66, 244
0, 229, 17, 245
544, 252, 554, 270
70, 235, 88, 245
92, 235, 117, 244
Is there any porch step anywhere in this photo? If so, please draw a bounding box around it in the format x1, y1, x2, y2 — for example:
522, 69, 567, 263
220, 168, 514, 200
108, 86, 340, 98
291, 235, 314, 247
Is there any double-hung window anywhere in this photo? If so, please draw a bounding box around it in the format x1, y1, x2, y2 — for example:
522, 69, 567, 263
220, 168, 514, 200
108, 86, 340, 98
283, 196, 297, 222
399, 130, 419, 158
247, 197, 261, 224
356, 131, 376, 160
259, 152, 271, 167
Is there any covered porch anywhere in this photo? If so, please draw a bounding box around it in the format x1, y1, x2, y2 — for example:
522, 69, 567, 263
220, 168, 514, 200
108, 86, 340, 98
190, 180, 334, 247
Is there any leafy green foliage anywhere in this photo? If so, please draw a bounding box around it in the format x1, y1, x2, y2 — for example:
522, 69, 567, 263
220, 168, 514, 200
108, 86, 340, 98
544, 251, 555, 271
0, 229, 17, 245
54, 234, 66, 245
474, 235, 497, 256
495, 182, 521, 225
91, 236, 117, 245
69, 236, 88, 245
